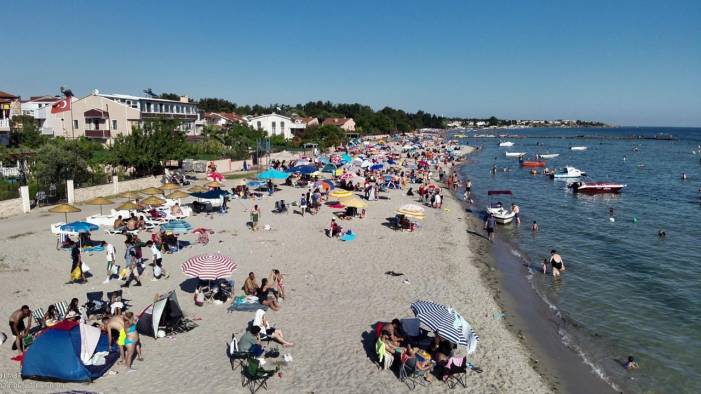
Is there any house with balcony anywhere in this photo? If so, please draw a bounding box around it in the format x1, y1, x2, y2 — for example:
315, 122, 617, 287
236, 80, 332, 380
20, 95, 68, 136
204, 112, 246, 127
322, 117, 356, 132
58, 91, 201, 142
246, 113, 305, 139
1, 91, 21, 145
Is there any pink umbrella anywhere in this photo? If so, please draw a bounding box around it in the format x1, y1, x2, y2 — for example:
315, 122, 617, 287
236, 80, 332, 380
207, 172, 224, 182
181, 253, 237, 281
340, 172, 355, 181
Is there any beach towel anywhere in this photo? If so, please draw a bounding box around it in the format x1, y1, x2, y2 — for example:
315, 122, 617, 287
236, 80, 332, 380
340, 231, 356, 242
227, 303, 268, 312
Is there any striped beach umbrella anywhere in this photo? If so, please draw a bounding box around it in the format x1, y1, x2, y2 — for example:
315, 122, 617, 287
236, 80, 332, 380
411, 300, 479, 354
160, 220, 192, 234
181, 253, 237, 281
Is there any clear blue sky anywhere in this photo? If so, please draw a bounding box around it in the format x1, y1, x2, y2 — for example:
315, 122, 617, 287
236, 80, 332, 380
3, 0, 700, 126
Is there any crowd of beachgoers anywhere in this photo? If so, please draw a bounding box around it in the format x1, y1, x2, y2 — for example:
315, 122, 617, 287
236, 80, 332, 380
1, 132, 553, 393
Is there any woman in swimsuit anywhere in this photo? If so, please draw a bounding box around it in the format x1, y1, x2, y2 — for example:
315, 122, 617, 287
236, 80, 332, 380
549, 250, 565, 278
123, 312, 143, 370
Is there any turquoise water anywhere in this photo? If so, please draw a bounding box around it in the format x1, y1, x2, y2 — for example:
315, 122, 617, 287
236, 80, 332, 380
457, 128, 701, 394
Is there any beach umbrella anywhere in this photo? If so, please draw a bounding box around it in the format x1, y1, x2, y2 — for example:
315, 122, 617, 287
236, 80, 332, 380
340, 195, 367, 209
188, 185, 208, 193
141, 196, 166, 207
160, 183, 180, 191
257, 168, 289, 180
286, 165, 316, 174
60, 221, 98, 233
167, 190, 191, 199
48, 203, 81, 222
411, 300, 479, 354
397, 203, 425, 219
140, 187, 163, 196
206, 181, 224, 188
330, 154, 342, 165
329, 189, 353, 199
207, 171, 224, 182
370, 163, 384, 171
181, 253, 237, 281
341, 153, 352, 163
292, 159, 310, 167
321, 179, 335, 190
340, 172, 355, 181
161, 220, 192, 234
118, 191, 143, 199
84, 196, 114, 215
116, 201, 139, 211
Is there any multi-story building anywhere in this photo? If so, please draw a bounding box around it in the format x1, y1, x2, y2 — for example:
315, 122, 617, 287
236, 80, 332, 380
0, 90, 21, 145
246, 113, 305, 139
58, 91, 200, 142
21, 95, 66, 136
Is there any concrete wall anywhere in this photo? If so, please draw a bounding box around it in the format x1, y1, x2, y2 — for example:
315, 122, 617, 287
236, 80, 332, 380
0, 197, 23, 218
74, 176, 161, 201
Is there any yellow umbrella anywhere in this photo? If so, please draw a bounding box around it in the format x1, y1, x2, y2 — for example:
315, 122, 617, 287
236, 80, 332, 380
329, 189, 353, 199
117, 201, 139, 211
167, 190, 191, 199
206, 181, 223, 188
340, 195, 367, 209
141, 196, 165, 206
396, 209, 425, 219
84, 196, 114, 215
160, 183, 180, 191
188, 185, 207, 193
119, 191, 143, 199
48, 203, 81, 222
141, 187, 163, 195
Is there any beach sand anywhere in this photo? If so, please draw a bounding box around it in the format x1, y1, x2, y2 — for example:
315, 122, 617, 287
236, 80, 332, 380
0, 169, 551, 393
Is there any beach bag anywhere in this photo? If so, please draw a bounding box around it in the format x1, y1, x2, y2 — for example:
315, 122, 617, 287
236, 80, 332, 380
111, 264, 120, 276
81, 262, 90, 273
119, 268, 129, 280
153, 265, 162, 278
71, 266, 82, 281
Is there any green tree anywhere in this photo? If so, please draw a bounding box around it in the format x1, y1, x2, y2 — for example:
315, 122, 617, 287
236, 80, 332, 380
32, 139, 91, 185
108, 119, 187, 176
9, 115, 47, 148
159, 92, 182, 101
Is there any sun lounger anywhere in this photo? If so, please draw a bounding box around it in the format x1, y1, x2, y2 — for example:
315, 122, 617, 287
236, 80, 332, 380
31, 308, 45, 329
54, 300, 68, 320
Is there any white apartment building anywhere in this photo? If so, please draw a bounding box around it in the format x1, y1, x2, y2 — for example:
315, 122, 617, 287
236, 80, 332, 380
246, 113, 305, 139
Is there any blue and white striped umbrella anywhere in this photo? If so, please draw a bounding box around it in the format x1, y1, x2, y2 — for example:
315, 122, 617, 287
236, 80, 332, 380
160, 220, 192, 234
411, 300, 479, 354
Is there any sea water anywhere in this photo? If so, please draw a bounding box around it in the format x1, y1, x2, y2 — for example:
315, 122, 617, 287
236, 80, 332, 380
456, 128, 701, 394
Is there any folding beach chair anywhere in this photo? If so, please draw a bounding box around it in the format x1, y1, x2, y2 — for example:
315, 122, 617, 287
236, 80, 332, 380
84, 291, 106, 318
54, 300, 68, 320
399, 354, 431, 391
240, 357, 278, 394
227, 334, 252, 371
442, 357, 468, 389
31, 308, 45, 329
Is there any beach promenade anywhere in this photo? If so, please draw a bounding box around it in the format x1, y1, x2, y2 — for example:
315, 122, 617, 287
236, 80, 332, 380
0, 149, 550, 393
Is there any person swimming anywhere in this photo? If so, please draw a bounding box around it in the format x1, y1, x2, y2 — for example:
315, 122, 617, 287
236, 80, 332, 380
624, 356, 639, 370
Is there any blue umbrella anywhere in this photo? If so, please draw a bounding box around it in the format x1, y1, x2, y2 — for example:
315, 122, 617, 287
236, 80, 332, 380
190, 189, 229, 199
161, 220, 192, 234
257, 169, 290, 180
246, 180, 267, 189
341, 153, 352, 163
411, 300, 479, 354
370, 163, 384, 171
286, 165, 316, 174
60, 221, 99, 233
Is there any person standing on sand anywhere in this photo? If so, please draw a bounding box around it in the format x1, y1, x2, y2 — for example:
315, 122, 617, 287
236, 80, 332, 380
101, 316, 126, 364
549, 250, 565, 278
484, 213, 496, 242
300, 193, 307, 216
70, 242, 85, 283
8, 305, 32, 352
250, 205, 260, 231
103, 241, 116, 284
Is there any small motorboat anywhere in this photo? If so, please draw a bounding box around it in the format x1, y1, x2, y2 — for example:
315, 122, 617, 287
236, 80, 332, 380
570, 146, 588, 151
499, 141, 515, 147
486, 190, 516, 224
537, 153, 559, 159
505, 152, 526, 157
519, 158, 546, 168
551, 166, 586, 179
570, 182, 626, 194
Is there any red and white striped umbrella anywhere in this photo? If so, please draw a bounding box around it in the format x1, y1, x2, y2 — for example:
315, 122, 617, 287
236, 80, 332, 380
181, 253, 237, 280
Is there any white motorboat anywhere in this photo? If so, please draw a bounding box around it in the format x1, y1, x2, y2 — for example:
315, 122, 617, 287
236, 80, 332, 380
537, 153, 559, 159
486, 190, 516, 224
570, 146, 588, 151
505, 152, 526, 157
499, 141, 515, 147
550, 166, 586, 179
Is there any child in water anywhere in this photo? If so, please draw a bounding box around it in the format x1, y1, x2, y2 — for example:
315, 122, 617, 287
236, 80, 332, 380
624, 356, 639, 370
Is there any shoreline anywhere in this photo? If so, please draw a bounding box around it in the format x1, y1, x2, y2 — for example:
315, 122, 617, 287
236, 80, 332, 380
450, 152, 618, 394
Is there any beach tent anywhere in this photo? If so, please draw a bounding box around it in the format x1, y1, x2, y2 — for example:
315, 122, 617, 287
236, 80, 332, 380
21, 320, 118, 382
137, 291, 185, 339
257, 169, 289, 180
286, 165, 316, 174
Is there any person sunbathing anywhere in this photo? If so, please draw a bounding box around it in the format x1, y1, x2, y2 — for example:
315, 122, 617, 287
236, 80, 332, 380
254, 310, 293, 347
382, 319, 406, 346
44, 305, 58, 326
113, 216, 126, 231
257, 278, 280, 311
243, 272, 259, 296
171, 203, 183, 216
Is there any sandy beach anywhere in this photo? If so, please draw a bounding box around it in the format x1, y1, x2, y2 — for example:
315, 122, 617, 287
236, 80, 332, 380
0, 148, 551, 393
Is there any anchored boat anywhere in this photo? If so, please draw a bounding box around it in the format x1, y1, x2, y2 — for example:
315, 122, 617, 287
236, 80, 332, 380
486, 190, 516, 224
570, 182, 626, 194
551, 166, 586, 179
